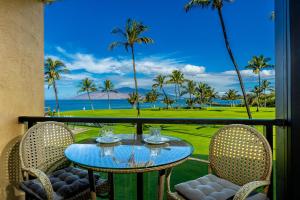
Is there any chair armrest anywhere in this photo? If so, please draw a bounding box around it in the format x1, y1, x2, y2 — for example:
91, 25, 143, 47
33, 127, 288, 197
22, 167, 54, 200
233, 180, 270, 200
188, 157, 210, 164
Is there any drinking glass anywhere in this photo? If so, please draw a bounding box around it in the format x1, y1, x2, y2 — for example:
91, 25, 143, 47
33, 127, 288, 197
100, 126, 114, 138
150, 127, 161, 138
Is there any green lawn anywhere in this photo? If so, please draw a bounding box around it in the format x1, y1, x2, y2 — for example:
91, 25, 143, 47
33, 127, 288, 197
62, 107, 275, 199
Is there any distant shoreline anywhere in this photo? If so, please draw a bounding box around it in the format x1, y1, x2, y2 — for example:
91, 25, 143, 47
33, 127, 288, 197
45, 99, 244, 112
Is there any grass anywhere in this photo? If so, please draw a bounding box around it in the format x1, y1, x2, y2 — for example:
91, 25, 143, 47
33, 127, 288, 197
62, 107, 275, 199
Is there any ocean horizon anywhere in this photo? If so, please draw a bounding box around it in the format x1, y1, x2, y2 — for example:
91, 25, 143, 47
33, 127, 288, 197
45, 99, 242, 112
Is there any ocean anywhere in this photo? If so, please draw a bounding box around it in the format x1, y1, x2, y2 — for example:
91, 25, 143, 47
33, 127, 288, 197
45, 99, 242, 112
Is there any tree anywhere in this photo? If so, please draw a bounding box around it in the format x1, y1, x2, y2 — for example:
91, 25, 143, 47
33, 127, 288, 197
44, 57, 69, 114
251, 86, 263, 112
78, 78, 97, 110
195, 82, 210, 108
224, 89, 238, 107
181, 80, 197, 109
109, 18, 154, 117
185, 0, 252, 119
100, 80, 117, 109
206, 87, 218, 107
246, 55, 273, 108
152, 74, 172, 108
163, 97, 175, 109
261, 80, 272, 107
168, 70, 185, 105
127, 92, 139, 109
145, 89, 160, 108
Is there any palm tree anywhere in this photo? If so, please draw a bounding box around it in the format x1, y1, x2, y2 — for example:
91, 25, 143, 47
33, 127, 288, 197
261, 80, 271, 107
195, 82, 210, 108
145, 89, 160, 108
185, 0, 252, 119
109, 18, 154, 117
163, 97, 175, 109
224, 89, 238, 107
153, 75, 173, 109
246, 55, 273, 108
100, 80, 117, 109
251, 86, 263, 112
181, 80, 197, 109
127, 92, 138, 109
44, 58, 69, 114
206, 87, 218, 107
246, 55, 273, 91
78, 78, 97, 110
168, 70, 185, 104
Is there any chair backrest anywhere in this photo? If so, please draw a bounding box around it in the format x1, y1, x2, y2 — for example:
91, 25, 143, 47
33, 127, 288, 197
20, 122, 74, 173
209, 124, 272, 186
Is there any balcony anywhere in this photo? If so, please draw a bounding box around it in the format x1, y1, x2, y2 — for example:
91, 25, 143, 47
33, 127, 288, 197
17, 116, 287, 199
0, 0, 299, 199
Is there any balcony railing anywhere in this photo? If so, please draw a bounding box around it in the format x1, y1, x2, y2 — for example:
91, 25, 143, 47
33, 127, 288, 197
18, 116, 288, 199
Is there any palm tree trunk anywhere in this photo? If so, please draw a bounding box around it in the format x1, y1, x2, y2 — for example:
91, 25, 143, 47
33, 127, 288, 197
264, 89, 267, 107
257, 72, 261, 111
256, 94, 259, 112
53, 81, 60, 115
174, 84, 177, 102
107, 92, 111, 109
162, 88, 169, 109
131, 45, 140, 117
87, 91, 94, 111
189, 93, 193, 109
177, 85, 181, 108
217, 7, 252, 119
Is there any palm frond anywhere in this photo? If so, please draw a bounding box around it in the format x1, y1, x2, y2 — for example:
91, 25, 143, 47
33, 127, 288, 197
111, 27, 127, 38
108, 41, 125, 51
135, 37, 154, 44
184, 0, 211, 12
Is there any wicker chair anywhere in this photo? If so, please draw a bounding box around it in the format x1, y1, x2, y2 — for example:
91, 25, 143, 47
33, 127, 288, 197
166, 124, 272, 200
19, 122, 110, 200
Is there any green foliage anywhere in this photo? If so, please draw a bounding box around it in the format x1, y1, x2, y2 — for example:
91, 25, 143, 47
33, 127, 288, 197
109, 18, 153, 116
144, 89, 160, 108
44, 57, 68, 88
181, 80, 197, 108
168, 70, 186, 102
78, 78, 97, 110
100, 80, 117, 109
44, 57, 69, 113
78, 78, 97, 94
245, 55, 273, 75
163, 97, 175, 109
223, 89, 238, 107
127, 92, 140, 108
100, 80, 117, 93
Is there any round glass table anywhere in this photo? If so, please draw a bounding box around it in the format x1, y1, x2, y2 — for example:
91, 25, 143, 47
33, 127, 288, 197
64, 134, 193, 200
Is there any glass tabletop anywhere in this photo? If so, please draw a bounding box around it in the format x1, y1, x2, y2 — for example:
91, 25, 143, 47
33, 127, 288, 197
64, 134, 193, 171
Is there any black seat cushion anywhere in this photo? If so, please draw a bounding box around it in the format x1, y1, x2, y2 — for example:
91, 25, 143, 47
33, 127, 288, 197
20, 166, 100, 200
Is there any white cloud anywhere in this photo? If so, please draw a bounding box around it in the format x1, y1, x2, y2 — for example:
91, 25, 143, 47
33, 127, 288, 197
62, 73, 93, 81
50, 47, 207, 76
46, 47, 276, 95
182, 64, 205, 75
223, 69, 275, 78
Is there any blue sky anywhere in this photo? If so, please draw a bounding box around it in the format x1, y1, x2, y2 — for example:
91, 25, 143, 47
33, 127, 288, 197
45, 0, 275, 100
